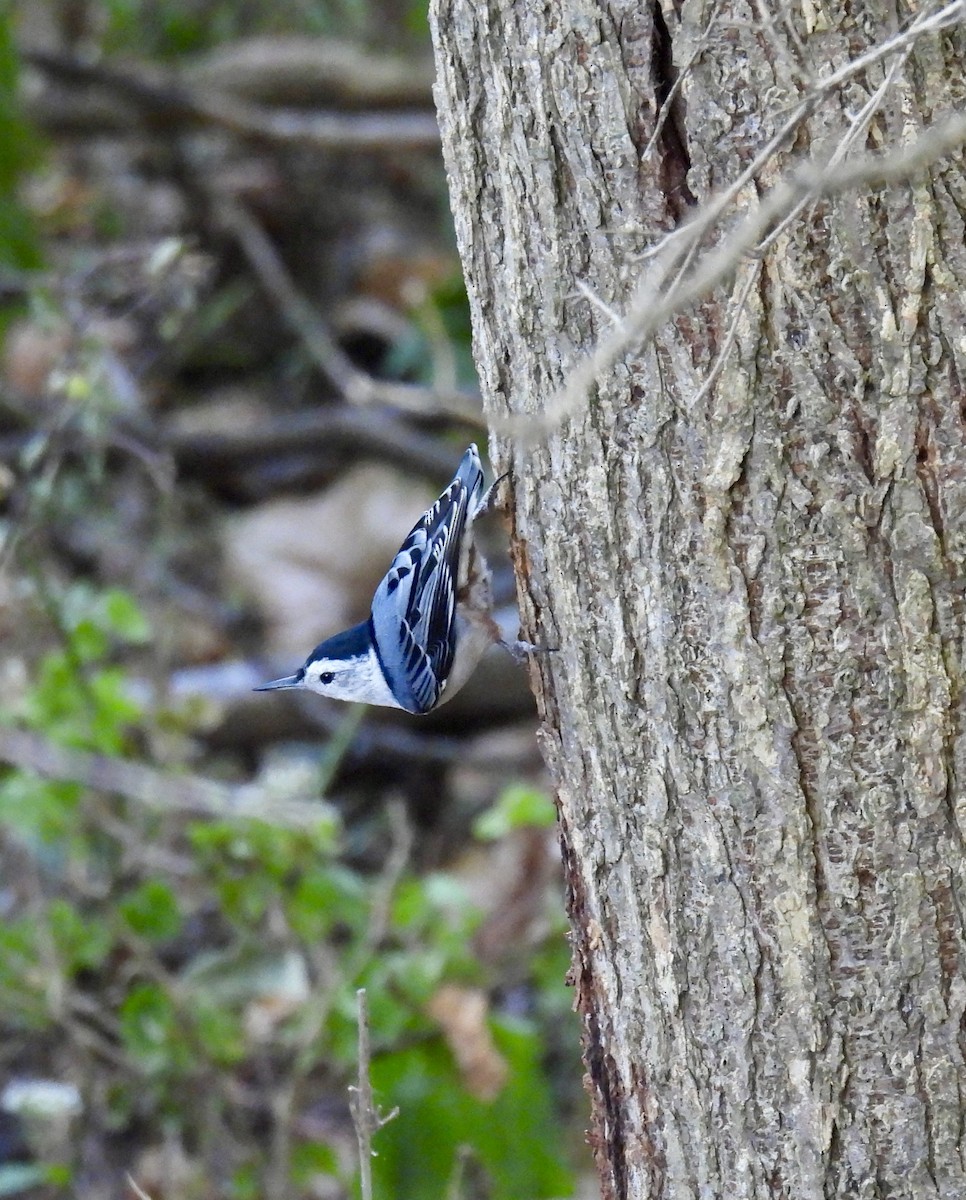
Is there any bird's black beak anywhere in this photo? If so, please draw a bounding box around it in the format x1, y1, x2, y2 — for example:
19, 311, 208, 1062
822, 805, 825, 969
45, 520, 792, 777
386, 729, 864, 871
253, 673, 302, 692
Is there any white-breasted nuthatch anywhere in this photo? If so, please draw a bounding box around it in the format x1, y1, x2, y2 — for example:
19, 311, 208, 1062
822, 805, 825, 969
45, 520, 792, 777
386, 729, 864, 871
255, 444, 533, 714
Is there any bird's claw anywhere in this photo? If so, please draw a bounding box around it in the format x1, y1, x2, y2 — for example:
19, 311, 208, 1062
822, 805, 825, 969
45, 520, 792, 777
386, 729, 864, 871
477, 471, 511, 515
500, 638, 557, 663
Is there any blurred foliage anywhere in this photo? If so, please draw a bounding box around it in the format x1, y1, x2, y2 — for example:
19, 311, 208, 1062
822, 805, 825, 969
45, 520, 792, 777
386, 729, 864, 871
372, 1026, 572, 1200
95, 0, 429, 55
0, 9, 581, 1198
473, 784, 558, 842
0, 13, 42, 273
0, 1165, 71, 1197
385, 273, 478, 390
0, 584, 577, 1198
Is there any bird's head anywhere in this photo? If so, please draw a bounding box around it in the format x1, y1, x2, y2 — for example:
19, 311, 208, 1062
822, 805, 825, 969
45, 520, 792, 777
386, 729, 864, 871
254, 621, 401, 708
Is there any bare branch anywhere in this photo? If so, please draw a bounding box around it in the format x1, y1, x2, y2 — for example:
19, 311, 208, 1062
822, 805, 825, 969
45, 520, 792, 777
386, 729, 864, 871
185, 35, 435, 109
507, 110, 966, 439
815, 0, 964, 93
216, 197, 483, 425
126, 1174, 155, 1200
0, 725, 326, 829
688, 260, 762, 411
23, 47, 440, 151
350, 988, 398, 1200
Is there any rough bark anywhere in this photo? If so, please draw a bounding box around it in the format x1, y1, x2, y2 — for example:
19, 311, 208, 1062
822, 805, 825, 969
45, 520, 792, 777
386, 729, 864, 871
430, 3, 966, 1199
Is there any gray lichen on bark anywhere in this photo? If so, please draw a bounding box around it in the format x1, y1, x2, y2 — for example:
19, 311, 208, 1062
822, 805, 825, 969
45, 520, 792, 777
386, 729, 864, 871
432, 1, 966, 1197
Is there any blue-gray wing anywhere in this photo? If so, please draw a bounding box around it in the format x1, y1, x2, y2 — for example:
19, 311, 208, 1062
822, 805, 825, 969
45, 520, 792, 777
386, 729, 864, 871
368, 445, 485, 714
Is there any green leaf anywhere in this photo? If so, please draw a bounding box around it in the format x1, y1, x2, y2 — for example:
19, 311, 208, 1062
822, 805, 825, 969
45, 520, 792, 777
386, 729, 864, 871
214, 875, 269, 926
391, 877, 432, 929
48, 899, 113, 971
473, 784, 557, 841
230, 1161, 260, 1200
0, 917, 48, 1027
70, 618, 108, 663
0, 771, 81, 844
286, 865, 368, 942
119, 879, 182, 941
291, 1141, 340, 1188
190, 999, 246, 1066
119, 983, 188, 1074
100, 589, 151, 642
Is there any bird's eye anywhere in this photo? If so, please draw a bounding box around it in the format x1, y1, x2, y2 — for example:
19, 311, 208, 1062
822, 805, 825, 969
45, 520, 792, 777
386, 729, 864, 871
319, 670, 335, 685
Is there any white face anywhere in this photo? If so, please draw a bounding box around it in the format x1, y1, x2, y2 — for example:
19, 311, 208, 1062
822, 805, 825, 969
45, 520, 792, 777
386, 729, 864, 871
301, 656, 369, 703
301, 652, 403, 709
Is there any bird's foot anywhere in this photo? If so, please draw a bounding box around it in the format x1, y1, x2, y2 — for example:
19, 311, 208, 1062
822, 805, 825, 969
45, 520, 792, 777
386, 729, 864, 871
477, 471, 510, 514
499, 638, 557, 663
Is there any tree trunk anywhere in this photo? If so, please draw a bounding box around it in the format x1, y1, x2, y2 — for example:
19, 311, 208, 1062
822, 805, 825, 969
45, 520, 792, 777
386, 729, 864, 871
430, 3, 966, 1198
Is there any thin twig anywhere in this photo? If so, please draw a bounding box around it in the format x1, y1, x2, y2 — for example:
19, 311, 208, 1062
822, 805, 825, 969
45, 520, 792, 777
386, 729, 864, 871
688, 259, 762, 411
814, 0, 964, 94
216, 197, 483, 423
361, 801, 414, 954
632, 97, 818, 269
288, 805, 414, 1083
350, 988, 399, 1200
748, 0, 810, 89
353, 988, 376, 1200
501, 0, 966, 440
753, 20, 917, 259
503, 110, 966, 440
126, 1175, 154, 1200
639, 0, 728, 165
574, 279, 623, 327
316, 703, 370, 796
215, 197, 363, 400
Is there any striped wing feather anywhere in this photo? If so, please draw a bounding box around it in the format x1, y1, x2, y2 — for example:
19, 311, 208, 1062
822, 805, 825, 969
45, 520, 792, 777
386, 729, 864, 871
369, 448, 483, 713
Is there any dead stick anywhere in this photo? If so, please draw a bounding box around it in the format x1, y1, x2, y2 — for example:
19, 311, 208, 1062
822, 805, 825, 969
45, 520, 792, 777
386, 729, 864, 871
350, 987, 398, 1200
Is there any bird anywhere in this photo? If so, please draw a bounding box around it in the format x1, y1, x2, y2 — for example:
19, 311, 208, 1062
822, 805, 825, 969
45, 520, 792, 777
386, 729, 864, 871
254, 444, 534, 714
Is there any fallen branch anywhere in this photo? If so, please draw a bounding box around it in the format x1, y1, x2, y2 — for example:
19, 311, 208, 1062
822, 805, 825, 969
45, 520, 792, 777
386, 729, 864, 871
215, 197, 482, 424
187, 35, 435, 109
23, 47, 440, 151
0, 725, 326, 829
165, 405, 470, 478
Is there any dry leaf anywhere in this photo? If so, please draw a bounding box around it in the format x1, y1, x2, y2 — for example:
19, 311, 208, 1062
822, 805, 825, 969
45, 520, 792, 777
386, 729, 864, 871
426, 984, 508, 1102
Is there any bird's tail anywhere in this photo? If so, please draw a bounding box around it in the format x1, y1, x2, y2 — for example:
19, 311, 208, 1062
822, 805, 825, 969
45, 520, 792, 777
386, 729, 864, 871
455, 443, 487, 517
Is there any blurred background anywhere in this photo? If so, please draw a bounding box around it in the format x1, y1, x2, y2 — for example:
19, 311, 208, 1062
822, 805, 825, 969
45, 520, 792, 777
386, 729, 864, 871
0, 4, 586, 1198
